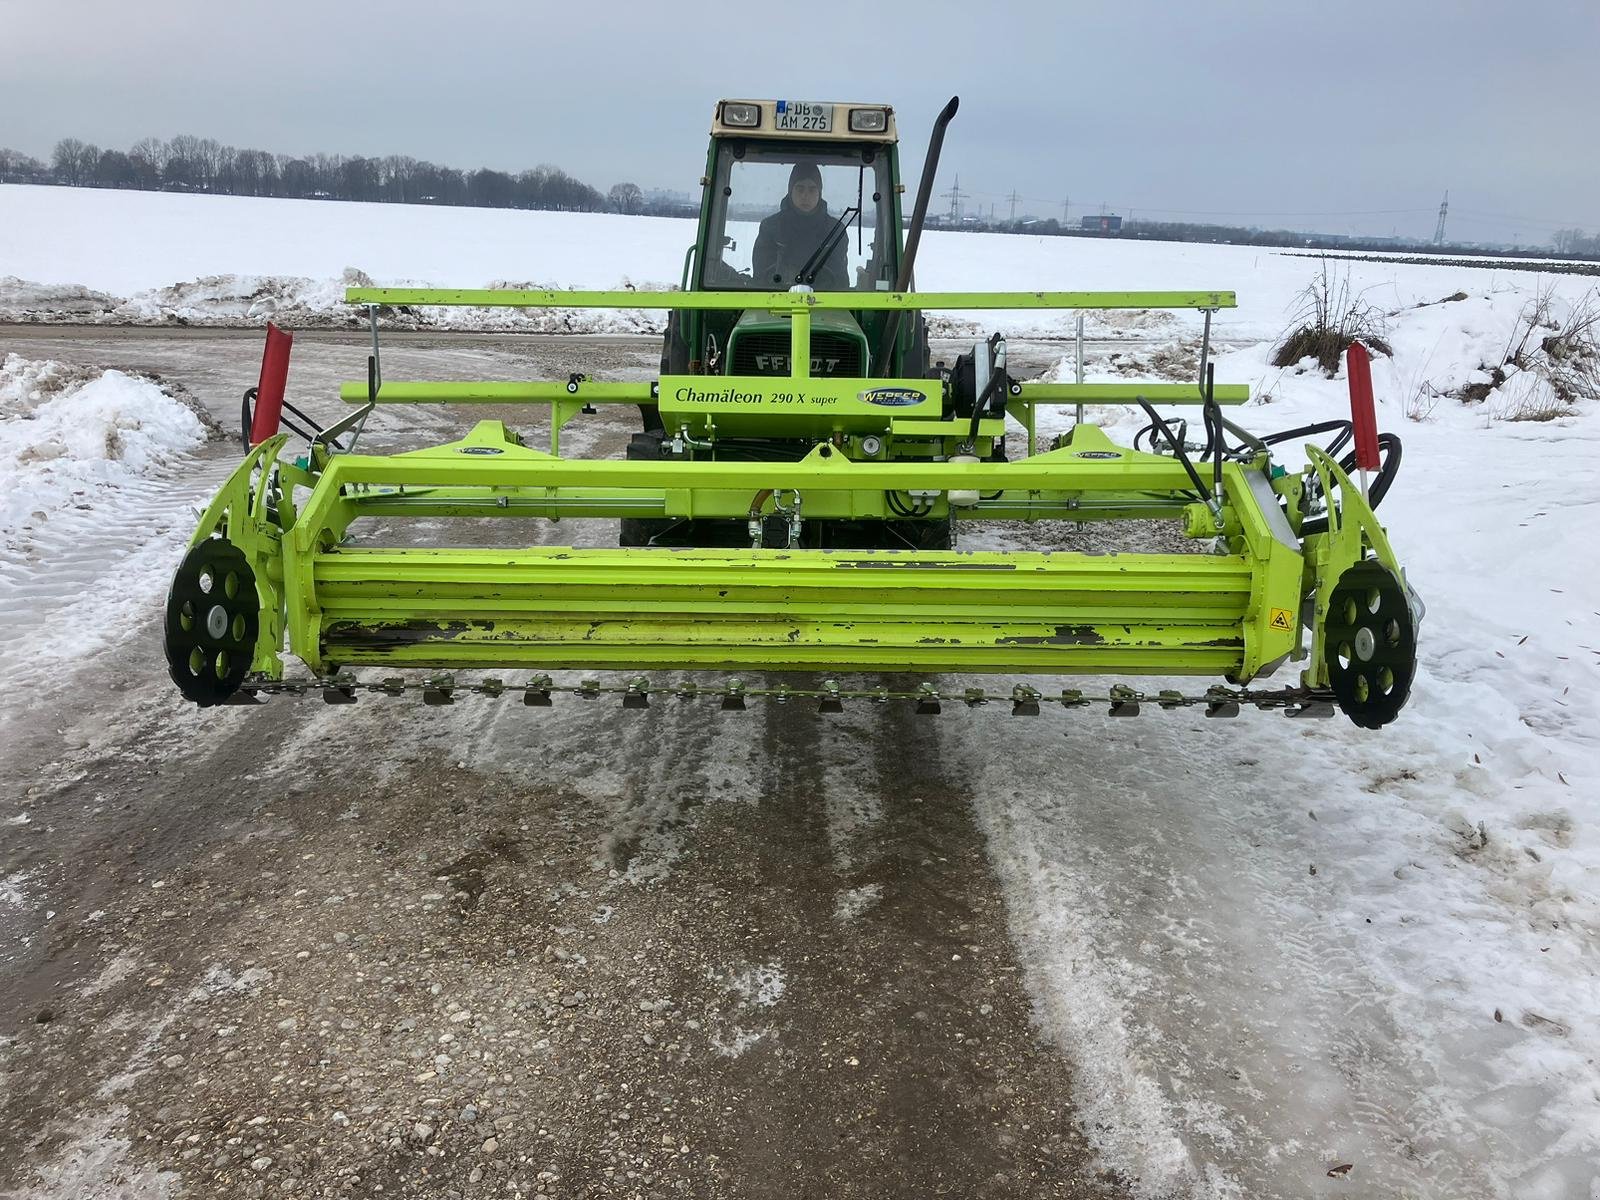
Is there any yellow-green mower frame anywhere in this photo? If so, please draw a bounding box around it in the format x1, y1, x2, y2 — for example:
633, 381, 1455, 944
165, 288, 1416, 728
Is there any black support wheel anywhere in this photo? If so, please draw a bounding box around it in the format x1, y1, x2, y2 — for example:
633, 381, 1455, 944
163, 539, 260, 706
1323, 560, 1416, 729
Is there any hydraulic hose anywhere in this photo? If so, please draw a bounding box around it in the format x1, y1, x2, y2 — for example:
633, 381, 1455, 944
1299, 431, 1402, 536
965, 334, 1006, 446
1136, 398, 1211, 503
1263, 418, 1355, 462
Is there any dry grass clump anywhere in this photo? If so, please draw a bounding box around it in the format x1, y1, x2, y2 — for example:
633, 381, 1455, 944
1538, 296, 1600, 404
1461, 287, 1600, 420
1271, 259, 1392, 375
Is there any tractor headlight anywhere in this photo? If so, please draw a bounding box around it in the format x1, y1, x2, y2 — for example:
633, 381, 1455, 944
849, 108, 888, 133
720, 102, 761, 128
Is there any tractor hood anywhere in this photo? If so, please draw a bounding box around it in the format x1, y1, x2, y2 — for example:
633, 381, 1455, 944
725, 308, 869, 379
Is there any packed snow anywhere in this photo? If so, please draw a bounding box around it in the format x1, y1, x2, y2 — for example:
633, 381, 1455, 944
2, 183, 1597, 1199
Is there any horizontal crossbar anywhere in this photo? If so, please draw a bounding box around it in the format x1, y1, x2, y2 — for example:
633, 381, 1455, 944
336, 380, 1248, 407
346, 287, 1235, 312
1016, 382, 1248, 406
340, 380, 653, 405
302, 449, 1204, 504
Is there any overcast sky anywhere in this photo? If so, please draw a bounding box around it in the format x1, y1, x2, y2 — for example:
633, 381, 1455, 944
3, 0, 1595, 245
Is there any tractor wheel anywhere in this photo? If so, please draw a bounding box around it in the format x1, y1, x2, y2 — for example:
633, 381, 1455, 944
888, 516, 952, 550
906, 312, 932, 378
809, 518, 952, 550
620, 432, 670, 547
642, 311, 690, 434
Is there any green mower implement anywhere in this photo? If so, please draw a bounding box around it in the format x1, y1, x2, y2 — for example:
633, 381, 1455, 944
164, 96, 1419, 728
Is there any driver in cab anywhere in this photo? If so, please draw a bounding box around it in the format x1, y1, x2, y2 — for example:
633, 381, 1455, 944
752, 163, 848, 290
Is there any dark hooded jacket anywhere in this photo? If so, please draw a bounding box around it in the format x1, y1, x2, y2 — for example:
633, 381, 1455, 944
752, 195, 849, 290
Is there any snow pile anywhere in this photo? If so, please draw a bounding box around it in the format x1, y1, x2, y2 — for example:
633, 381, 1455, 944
0, 357, 227, 716
0, 354, 207, 544
0, 271, 675, 334
0, 276, 119, 321
110, 271, 358, 327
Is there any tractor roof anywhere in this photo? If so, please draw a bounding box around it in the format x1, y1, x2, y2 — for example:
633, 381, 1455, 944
711, 100, 897, 144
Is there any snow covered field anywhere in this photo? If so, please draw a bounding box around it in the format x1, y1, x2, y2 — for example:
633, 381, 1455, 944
1, 185, 1597, 1198
5, 183, 1596, 342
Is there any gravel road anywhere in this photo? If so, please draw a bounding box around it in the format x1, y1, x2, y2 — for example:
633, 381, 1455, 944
0, 330, 1127, 1199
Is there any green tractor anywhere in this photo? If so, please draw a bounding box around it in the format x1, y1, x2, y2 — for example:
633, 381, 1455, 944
162, 96, 1420, 727
626, 98, 946, 550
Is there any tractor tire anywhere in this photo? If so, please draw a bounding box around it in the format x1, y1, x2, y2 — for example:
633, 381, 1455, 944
906, 312, 932, 378
619, 432, 670, 547
887, 516, 952, 551
618, 432, 751, 549
809, 517, 952, 551
642, 311, 690, 434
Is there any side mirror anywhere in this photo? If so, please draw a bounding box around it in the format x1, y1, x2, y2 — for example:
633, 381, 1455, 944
722, 235, 737, 251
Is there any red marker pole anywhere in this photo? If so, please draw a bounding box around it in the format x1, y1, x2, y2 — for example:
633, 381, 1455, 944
250, 322, 294, 446
1346, 341, 1380, 500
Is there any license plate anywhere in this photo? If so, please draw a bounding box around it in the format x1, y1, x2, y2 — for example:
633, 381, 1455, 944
775, 101, 832, 132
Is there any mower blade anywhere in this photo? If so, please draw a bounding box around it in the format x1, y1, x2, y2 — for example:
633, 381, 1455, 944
1285, 702, 1336, 719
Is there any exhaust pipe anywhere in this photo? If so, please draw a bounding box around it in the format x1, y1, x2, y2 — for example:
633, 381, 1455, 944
877, 95, 959, 376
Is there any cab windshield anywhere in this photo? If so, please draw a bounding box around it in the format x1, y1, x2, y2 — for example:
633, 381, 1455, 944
701, 142, 897, 292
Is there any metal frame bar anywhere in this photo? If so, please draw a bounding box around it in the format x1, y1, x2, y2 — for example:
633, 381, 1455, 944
346, 287, 1236, 312
333, 380, 1249, 407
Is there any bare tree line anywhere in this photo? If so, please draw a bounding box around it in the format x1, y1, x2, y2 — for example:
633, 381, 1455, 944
1552, 229, 1600, 257
0, 135, 651, 214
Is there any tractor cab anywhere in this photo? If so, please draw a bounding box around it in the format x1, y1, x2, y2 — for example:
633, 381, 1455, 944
664, 100, 922, 384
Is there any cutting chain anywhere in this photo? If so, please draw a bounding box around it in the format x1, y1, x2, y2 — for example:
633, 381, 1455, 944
229, 674, 1340, 718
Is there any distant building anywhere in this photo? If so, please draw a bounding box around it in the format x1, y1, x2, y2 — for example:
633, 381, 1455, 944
1081, 214, 1122, 234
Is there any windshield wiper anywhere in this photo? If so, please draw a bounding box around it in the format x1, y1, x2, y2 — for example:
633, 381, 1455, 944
794, 205, 859, 287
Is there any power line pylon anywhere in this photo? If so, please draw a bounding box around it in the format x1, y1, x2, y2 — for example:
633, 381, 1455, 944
1433, 191, 1448, 246
1008, 189, 1022, 222
942, 174, 965, 222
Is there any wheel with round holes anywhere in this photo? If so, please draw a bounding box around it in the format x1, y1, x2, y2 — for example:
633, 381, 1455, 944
1323, 560, 1416, 729
163, 539, 259, 706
